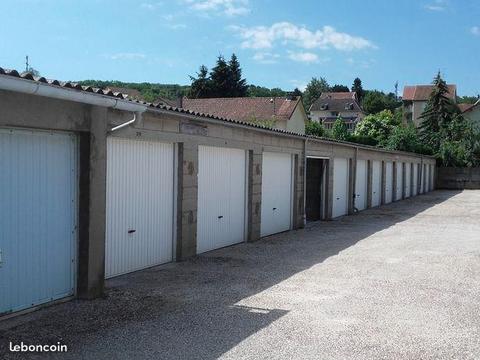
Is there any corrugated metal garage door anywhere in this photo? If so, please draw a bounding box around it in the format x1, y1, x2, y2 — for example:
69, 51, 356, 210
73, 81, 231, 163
355, 160, 367, 211
261, 152, 293, 237
405, 163, 411, 198
333, 158, 349, 218
0, 129, 77, 315
412, 164, 419, 196
395, 162, 403, 200
197, 146, 246, 253
371, 160, 382, 207
106, 138, 174, 278
385, 162, 393, 204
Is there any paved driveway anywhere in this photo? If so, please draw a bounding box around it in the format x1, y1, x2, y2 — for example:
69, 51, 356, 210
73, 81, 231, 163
1, 190, 479, 359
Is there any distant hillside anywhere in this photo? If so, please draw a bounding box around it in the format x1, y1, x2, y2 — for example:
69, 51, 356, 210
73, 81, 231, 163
76, 80, 289, 103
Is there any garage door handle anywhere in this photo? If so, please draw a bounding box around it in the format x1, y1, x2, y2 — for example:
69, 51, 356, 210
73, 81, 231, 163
336, 197, 340, 200
128, 229, 136, 234
272, 207, 277, 211
218, 215, 223, 219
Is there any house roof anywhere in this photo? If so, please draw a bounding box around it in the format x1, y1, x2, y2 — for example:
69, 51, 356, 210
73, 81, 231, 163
459, 99, 480, 113
310, 92, 363, 113
0, 66, 437, 158
106, 86, 143, 100
402, 84, 457, 101
181, 96, 302, 123
319, 91, 357, 100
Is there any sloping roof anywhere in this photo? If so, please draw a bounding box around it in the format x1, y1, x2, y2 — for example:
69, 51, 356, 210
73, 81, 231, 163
402, 84, 457, 101
319, 91, 357, 100
0, 66, 438, 158
310, 92, 363, 113
106, 86, 144, 100
182, 96, 301, 123
459, 100, 480, 113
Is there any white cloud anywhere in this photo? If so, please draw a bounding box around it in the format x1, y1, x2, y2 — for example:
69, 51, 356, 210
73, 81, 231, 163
140, 2, 164, 10
231, 22, 375, 51
108, 53, 146, 60
424, 0, 447, 11
182, 0, 249, 16
471, 26, 480, 36
289, 79, 308, 92
252, 52, 280, 64
287, 51, 319, 63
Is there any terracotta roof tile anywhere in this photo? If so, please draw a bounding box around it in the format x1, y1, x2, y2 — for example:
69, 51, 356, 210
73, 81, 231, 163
402, 84, 457, 101
182, 96, 301, 123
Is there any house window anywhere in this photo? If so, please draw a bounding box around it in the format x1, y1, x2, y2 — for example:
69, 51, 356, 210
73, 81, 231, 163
330, 111, 339, 117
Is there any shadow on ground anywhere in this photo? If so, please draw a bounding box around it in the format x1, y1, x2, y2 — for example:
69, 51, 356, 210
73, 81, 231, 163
0, 191, 459, 359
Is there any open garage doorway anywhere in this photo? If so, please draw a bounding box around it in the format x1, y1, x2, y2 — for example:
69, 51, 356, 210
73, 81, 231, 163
306, 157, 328, 222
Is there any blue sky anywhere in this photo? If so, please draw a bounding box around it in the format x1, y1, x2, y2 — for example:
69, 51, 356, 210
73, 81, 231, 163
1, 0, 479, 95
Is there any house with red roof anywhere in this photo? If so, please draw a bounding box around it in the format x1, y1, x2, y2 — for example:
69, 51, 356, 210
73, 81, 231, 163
181, 95, 307, 134
402, 84, 457, 126
309, 92, 364, 132
460, 99, 480, 131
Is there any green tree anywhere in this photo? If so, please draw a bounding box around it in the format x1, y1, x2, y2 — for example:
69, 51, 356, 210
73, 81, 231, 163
351, 77, 364, 102
305, 120, 325, 137
418, 72, 459, 152
292, 88, 303, 97
331, 117, 349, 141
362, 90, 401, 114
385, 125, 424, 153
209, 55, 231, 97
330, 84, 349, 92
188, 65, 212, 98
227, 54, 248, 97
303, 77, 329, 110
354, 109, 399, 146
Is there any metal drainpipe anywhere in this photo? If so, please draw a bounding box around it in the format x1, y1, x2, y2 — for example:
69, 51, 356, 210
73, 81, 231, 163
109, 112, 137, 132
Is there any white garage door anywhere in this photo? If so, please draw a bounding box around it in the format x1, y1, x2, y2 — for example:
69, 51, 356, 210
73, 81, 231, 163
261, 152, 293, 237
412, 164, 419, 196
0, 129, 77, 315
385, 162, 393, 204
372, 160, 382, 207
333, 158, 349, 218
405, 163, 411, 198
198, 146, 246, 253
355, 160, 367, 211
106, 138, 174, 278
395, 162, 403, 200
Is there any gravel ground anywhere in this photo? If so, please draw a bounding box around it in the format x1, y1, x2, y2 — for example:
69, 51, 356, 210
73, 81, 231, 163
1, 190, 479, 359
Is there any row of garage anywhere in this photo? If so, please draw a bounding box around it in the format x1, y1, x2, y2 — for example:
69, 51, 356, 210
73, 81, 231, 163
0, 75, 436, 318
331, 158, 435, 218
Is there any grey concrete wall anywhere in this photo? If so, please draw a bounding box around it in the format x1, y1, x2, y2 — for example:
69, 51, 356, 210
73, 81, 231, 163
437, 167, 480, 189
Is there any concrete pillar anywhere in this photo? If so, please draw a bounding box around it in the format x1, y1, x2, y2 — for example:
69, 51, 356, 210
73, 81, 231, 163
77, 106, 107, 299
392, 161, 398, 201
176, 142, 198, 259
326, 158, 334, 220
348, 158, 355, 215
248, 150, 262, 242
366, 160, 373, 208
381, 161, 386, 205
293, 153, 305, 229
